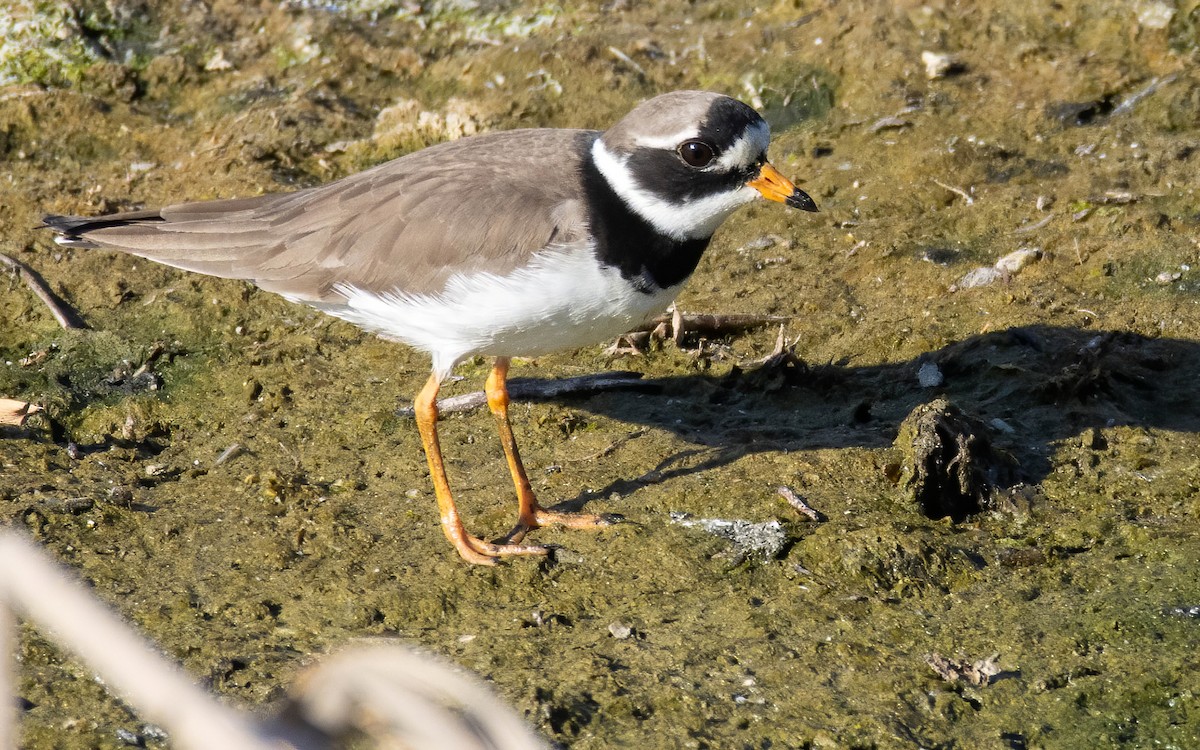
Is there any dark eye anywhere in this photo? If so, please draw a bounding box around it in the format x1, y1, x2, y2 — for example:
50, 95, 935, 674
678, 140, 715, 168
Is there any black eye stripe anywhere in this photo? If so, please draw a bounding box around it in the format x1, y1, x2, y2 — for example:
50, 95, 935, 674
625, 148, 754, 203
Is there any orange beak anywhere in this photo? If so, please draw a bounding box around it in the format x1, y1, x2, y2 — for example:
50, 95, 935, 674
747, 162, 818, 212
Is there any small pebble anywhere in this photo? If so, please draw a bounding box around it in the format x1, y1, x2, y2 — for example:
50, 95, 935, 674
958, 248, 1042, 289
994, 247, 1042, 274
917, 361, 944, 388
869, 115, 911, 133
921, 50, 964, 79
957, 266, 1003, 288
608, 621, 634, 639
988, 418, 1016, 434
740, 234, 784, 252
1137, 1, 1175, 29
204, 48, 234, 71
1156, 271, 1182, 285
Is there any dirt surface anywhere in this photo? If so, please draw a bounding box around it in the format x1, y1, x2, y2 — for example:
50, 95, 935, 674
3, 1, 1200, 748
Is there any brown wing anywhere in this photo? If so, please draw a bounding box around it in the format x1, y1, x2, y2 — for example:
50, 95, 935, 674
43, 129, 598, 303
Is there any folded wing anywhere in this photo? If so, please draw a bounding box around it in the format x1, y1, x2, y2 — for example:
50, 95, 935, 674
42, 129, 596, 304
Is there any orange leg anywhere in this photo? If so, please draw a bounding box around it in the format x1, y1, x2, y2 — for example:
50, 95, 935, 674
414, 371, 547, 565
486, 357, 616, 544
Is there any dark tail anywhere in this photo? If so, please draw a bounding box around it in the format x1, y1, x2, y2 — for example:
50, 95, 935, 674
40, 210, 165, 248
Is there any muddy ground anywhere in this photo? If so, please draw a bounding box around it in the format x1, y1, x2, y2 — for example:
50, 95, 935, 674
2, 0, 1200, 748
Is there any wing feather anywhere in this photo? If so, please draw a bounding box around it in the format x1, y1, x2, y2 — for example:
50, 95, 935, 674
43, 129, 598, 304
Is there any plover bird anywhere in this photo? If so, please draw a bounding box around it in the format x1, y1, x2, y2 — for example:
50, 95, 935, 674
43, 90, 817, 564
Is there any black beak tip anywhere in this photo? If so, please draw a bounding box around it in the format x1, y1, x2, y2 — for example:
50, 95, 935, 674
787, 189, 819, 213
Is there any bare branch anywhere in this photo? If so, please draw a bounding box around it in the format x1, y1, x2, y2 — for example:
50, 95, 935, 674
397, 371, 658, 417
0, 254, 86, 330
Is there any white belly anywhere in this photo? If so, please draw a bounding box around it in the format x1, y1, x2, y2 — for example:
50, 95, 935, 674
319, 247, 680, 378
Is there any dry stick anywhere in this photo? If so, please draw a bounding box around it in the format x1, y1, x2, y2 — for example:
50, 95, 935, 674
578, 427, 650, 462
612, 312, 790, 356
629, 311, 791, 337
932, 179, 974, 206
606, 46, 646, 76
0, 253, 85, 330
396, 371, 658, 417
671, 305, 685, 347
777, 486, 825, 522
1111, 73, 1178, 117
1012, 213, 1055, 235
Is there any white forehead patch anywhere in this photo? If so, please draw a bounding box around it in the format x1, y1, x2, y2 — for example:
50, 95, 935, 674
633, 128, 700, 151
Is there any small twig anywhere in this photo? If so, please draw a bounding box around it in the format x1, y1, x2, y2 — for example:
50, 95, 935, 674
603, 335, 646, 358
131, 342, 166, 379
0, 253, 86, 329
1111, 74, 1178, 117
1011, 213, 1055, 234
577, 428, 649, 462
770, 325, 786, 357
396, 371, 659, 417
777, 486, 825, 522
214, 443, 246, 467
868, 115, 912, 133
741, 327, 803, 369
611, 311, 791, 356
932, 179, 974, 205
607, 46, 646, 76
630, 312, 792, 337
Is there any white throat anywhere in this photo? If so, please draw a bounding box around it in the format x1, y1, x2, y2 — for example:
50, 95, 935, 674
590, 139, 759, 241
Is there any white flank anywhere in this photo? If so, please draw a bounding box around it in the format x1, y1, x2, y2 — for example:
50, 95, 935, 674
318, 245, 681, 378
591, 139, 761, 241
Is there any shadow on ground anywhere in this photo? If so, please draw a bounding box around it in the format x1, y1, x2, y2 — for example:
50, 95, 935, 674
512, 325, 1200, 508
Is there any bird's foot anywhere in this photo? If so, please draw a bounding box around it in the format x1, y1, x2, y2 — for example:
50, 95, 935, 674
453, 532, 549, 566
499, 508, 622, 545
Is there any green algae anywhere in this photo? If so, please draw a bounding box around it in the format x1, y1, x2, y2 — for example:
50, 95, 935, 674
0, 0, 160, 89
3, 0, 1200, 748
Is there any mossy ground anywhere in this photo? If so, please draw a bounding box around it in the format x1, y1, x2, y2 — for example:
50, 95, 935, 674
3, 1, 1200, 748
